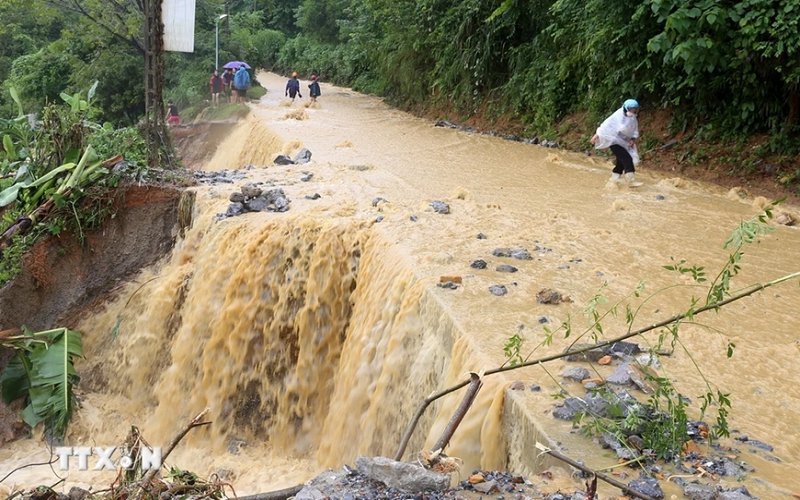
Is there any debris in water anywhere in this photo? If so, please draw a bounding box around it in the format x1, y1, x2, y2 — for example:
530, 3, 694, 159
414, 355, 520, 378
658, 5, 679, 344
437, 281, 459, 290
536, 288, 565, 304
439, 276, 462, 284
492, 248, 534, 260
776, 212, 795, 226
410, 215, 418, 222
304, 193, 321, 200
274, 154, 295, 165
470, 259, 487, 269
241, 184, 262, 198
496, 264, 518, 273
429, 201, 450, 214
194, 169, 246, 183
218, 188, 292, 219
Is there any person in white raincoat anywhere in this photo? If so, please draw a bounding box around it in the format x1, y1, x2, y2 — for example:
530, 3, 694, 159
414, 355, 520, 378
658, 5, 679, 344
591, 99, 642, 186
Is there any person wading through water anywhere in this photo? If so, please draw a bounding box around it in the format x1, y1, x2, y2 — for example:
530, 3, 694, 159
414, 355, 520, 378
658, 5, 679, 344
286, 72, 302, 103
591, 99, 643, 187
308, 75, 321, 103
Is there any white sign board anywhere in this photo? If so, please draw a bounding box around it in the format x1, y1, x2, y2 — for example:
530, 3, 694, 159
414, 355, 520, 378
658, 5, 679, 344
163, 0, 196, 52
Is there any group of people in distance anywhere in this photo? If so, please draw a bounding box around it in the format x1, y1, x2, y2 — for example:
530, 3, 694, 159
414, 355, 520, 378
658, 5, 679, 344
285, 72, 321, 104
210, 65, 251, 107
166, 67, 320, 128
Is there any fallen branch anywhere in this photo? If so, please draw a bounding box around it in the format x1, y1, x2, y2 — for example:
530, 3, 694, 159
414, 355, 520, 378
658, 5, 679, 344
535, 443, 656, 500
131, 408, 211, 500
431, 372, 482, 454
394, 271, 800, 459
237, 485, 304, 500
395, 372, 481, 461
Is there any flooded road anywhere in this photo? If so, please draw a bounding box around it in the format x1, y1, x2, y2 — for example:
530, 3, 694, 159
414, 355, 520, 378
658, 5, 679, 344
2, 72, 799, 499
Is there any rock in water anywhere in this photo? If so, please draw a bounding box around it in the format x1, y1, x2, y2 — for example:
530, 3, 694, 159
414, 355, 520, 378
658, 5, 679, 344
489, 285, 507, 296
226, 202, 245, 217
241, 185, 262, 198
536, 288, 562, 304
245, 196, 270, 212
496, 264, 518, 273
274, 154, 295, 165
293, 148, 313, 164
354, 456, 450, 493
429, 201, 450, 214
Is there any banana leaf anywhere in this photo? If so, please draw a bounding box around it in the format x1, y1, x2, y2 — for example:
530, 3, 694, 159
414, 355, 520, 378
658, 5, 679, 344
0, 163, 76, 207
1, 328, 84, 437
3, 135, 15, 158
9, 87, 23, 118
0, 183, 25, 207
25, 328, 84, 436
1, 353, 31, 403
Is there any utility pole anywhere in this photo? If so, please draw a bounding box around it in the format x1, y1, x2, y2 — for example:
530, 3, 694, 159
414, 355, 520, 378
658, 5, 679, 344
143, 0, 167, 168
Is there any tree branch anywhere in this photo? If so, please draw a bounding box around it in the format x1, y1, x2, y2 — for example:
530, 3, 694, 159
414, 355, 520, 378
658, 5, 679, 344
395, 271, 800, 459
131, 408, 211, 500
536, 443, 657, 500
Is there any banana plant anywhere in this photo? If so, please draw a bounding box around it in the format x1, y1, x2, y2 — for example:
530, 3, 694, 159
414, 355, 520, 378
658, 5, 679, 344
0, 145, 104, 210
1, 327, 84, 438
0, 87, 35, 177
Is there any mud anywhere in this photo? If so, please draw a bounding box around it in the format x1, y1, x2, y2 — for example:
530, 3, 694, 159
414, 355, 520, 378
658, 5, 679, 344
172, 122, 238, 170
0, 183, 186, 445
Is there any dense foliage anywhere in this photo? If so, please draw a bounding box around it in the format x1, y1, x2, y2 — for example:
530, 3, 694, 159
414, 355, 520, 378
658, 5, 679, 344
2, 0, 800, 161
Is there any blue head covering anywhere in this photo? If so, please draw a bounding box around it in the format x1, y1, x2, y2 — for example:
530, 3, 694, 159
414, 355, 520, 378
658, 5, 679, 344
623, 99, 639, 112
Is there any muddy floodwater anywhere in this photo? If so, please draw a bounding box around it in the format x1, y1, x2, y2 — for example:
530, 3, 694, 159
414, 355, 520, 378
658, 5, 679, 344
2, 72, 799, 499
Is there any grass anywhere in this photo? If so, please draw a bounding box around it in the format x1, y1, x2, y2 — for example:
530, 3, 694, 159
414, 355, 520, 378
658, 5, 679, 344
196, 103, 251, 122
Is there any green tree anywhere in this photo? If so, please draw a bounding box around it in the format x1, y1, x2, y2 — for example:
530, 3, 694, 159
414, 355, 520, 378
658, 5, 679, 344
647, 0, 800, 132
296, 0, 347, 43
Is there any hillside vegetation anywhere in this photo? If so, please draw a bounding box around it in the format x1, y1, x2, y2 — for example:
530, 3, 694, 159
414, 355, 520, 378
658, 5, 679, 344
2, 0, 800, 193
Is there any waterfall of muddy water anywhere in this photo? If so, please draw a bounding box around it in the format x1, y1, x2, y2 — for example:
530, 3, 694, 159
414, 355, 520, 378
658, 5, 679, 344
2, 72, 800, 499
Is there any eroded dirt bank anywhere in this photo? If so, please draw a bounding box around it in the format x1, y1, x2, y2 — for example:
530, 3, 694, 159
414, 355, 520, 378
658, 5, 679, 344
0, 184, 187, 445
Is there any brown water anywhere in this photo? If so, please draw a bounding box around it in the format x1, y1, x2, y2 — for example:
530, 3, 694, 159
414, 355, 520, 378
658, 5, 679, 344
2, 72, 799, 499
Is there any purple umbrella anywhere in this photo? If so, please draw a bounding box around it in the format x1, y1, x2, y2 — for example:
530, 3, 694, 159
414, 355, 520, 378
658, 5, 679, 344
223, 61, 251, 69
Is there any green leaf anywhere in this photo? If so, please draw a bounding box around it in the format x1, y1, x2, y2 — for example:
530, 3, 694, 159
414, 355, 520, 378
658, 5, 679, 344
24, 328, 84, 437
20, 403, 43, 428
0, 183, 24, 207
1, 354, 31, 403
88, 80, 99, 102
486, 0, 514, 23
3, 135, 16, 158
9, 87, 24, 118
